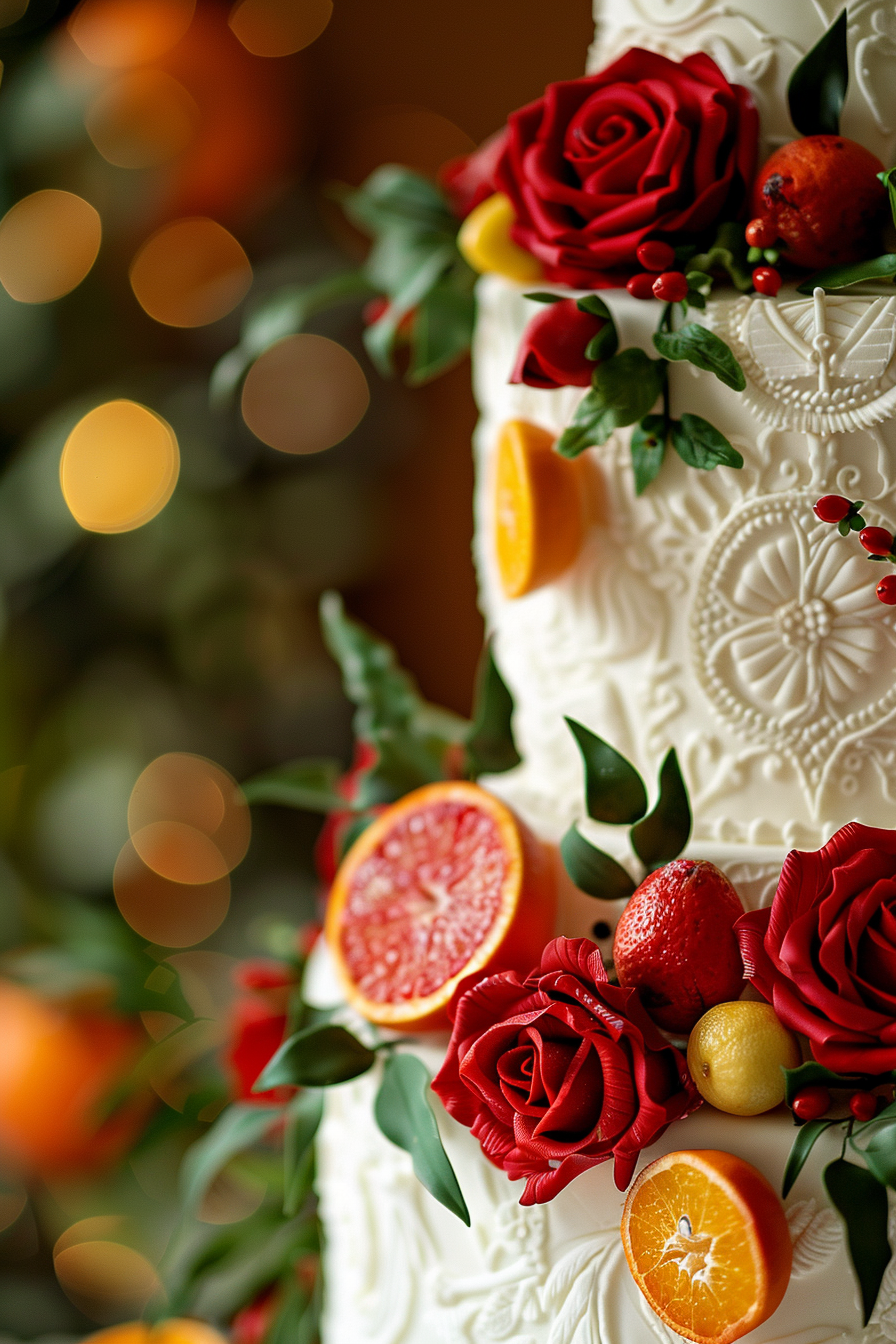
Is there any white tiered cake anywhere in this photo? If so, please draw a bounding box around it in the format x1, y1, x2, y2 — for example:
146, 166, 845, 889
314, 3, 896, 1341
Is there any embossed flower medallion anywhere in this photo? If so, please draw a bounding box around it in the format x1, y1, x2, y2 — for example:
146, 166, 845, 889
692, 494, 896, 801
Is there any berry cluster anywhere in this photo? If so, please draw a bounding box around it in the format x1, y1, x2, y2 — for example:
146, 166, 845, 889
791, 1084, 884, 1123
625, 241, 690, 303
745, 218, 783, 296
813, 495, 896, 605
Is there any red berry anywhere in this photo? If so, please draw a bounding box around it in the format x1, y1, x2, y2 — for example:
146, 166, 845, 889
752, 266, 782, 297
813, 494, 852, 524
792, 1085, 831, 1121
877, 574, 896, 605
849, 1091, 880, 1123
362, 296, 389, 326
626, 272, 657, 300
859, 525, 894, 556
745, 217, 778, 249
652, 271, 689, 303
636, 240, 676, 272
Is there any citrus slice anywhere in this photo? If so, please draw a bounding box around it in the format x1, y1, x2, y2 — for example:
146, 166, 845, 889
458, 193, 544, 282
494, 419, 586, 598
325, 780, 555, 1028
621, 1149, 793, 1344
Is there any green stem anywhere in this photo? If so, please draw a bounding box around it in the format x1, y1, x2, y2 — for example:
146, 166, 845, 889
840, 1117, 854, 1160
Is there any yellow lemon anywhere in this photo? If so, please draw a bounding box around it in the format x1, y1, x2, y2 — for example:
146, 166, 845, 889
493, 419, 586, 598
687, 1001, 801, 1116
458, 193, 544, 282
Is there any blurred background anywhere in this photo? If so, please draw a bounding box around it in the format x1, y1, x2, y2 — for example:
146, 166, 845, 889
0, 0, 591, 1339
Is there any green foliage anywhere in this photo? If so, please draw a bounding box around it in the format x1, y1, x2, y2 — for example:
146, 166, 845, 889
671, 415, 743, 471
630, 416, 666, 496
374, 1053, 469, 1223
782, 1119, 836, 1197
796, 253, 896, 294
255, 1023, 376, 1091
788, 7, 849, 137
630, 748, 692, 870
688, 221, 754, 292
823, 1157, 891, 1324
242, 758, 346, 812
556, 349, 664, 457
465, 641, 521, 777
782, 1061, 893, 1110
653, 324, 745, 392
179, 1103, 281, 1216
565, 718, 647, 824
283, 1090, 325, 1216
559, 825, 636, 901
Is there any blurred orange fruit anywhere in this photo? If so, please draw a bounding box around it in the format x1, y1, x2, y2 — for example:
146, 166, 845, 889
325, 781, 556, 1029
0, 979, 151, 1179
493, 419, 586, 598
621, 1149, 793, 1344
84, 1320, 229, 1344
458, 193, 543, 282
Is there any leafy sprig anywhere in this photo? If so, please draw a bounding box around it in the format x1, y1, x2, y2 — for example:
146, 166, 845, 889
788, 7, 849, 138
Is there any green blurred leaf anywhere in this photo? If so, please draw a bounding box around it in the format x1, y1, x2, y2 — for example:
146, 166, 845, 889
283, 1090, 324, 1216
408, 275, 476, 384
180, 1103, 281, 1214
689, 221, 754, 292
556, 349, 664, 458
256, 1024, 375, 1090
653, 324, 745, 391
242, 758, 346, 812
374, 1052, 469, 1224
565, 718, 647, 824
823, 1157, 891, 1324
788, 7, 848, 137
782, 1119, 836, 1197
559, 824, 636, 900
465, 642, 520, 777
796, 253, 896, 294
671, 414, 743, 471
630, 415, 667, 495
340, 165, 456, 236
630, 748, 691, 869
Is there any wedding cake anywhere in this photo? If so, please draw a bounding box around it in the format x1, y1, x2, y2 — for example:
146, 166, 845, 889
311, 3, 896, 1341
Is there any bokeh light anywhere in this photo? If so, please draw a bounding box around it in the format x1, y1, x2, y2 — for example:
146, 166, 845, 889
0, 0, 28, 27
199, 1166, 266, 1224
68, 0, 196, 68
228, 0, 332, 57
130, 218, 252, 327
0, 191, 101, 304
86, 69, 198, 167
113, 840, 230, 947
0, 1190, 26, 1234
54, 1217, 161, 1320
128, 752, 250, 872
241, 334, 370, 455
60, 399, 180, 533
130, 822, 229, 884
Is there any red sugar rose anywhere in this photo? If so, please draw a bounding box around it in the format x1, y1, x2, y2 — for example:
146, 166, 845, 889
510, 298, 607, 388
737, 823, 896, 1073
493, 48, 758, 288
431, 937, 699, 1204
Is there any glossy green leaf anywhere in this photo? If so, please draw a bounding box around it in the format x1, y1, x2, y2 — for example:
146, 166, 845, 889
363, 243, 456, 377
796, 253, 896, 294
523, 292, 563, 304
823, 1157, 892, 1324
782, 1060, 883, 1110
374, 1052, 469, 1224
255, 1024, 375, 1091
565, 717, 647, 824
408, 276, 476, 385
560, 824, 636, 901
788, 7, 849, 137
671, 415, 743, 471
556, 349, 664, 457
180, 1103, 281, 1213
630, 748, 692, 869
631, 415, 667, 495
688, 221, 754, 292
851, 1111, 896, 1187
879, 168, 896, 231
576, 295, 612, 320
782, 1119, 836, 1197
653, 323, 745, 391
283, 1089, 324, 1216
242, 758, 346, 812
465, 641, 521, 777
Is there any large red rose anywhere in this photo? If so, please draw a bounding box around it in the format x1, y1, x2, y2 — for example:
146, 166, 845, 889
493, 49, 758, 288
431, 937, 699, 1204
737, 823, 896, 1073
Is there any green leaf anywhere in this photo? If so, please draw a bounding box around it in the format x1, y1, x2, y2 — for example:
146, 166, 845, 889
465, 641, 521, 777
283, 1089, 324, 1216
585, 320, 619, 362
630, 415, 667, 495
565, 717, 647, 824
653, 323, 745, 391
523, 292, 563, 304
824, 1157, 892, 1324
556, 350, 664, 458
683, 290, 706, 311
688, 221, 754, 292
796, 253, 896, 294
363, 242, 456, 377
788, 7, 849, 137
374, 1053, 469, 1224
671, 414, 744, 471
242, 758, 346, 812
180, 1103, 281, 1214
255, 1024, 375, 1090
685, 270, 713, 295
782, 1119, 836, 1197
851, 1105, 896, 1185
340, 164, 457, 237
630, 748, 691, 869
782, 1060, 883, 1109
576, 295, 612, 320
879, 167, 896, 232
408, 276, 475, 384
559, 824, 636, 901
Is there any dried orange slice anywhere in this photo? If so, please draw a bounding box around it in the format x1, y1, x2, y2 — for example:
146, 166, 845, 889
621, 1149, 792, 1344
458, 193, 544, 282
325, 781, 555, 1028
493, 419, 586, 599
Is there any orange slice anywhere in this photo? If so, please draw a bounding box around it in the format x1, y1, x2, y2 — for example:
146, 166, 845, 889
458, 193, 544, 282
494, 419, 586, 598
621, 1149, 793, 1344
325, 780, 556, 1028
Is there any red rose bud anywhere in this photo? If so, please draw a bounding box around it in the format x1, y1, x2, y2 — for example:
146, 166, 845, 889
636, 240, 676, 272
813, 495, 852, 524
791, 1085, 831, 1121
877, 574, 896, 605
745, 217, 778, 249
859, 525, 894, 556
510, 298, 608, 389
652, 271, 689, 303
849, 1091, 880, 1123
438, 128, 508, 218
626, 272, 657, 300
752, 266, 782, 296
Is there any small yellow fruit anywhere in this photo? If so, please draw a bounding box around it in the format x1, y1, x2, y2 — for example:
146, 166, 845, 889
687, 1001, 801, 1116
493, 419, 586, 598
458, 193, 544, 283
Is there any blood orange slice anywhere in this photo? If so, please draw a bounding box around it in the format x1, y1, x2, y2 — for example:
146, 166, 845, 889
325, 781, 555, 1028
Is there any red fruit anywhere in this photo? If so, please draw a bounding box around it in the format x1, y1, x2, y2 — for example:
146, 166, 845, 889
636, 241, 676, 272
232, 1287, 279, 1344
752, 136, 887, 270
813, 495, 852, 524
612, 859, 746, 1034
792, 1085, 831, 1122
627, 272, 656, 300
652, 271, 689, 303
859, 525, 894, 556
361, 296, 414, 336
849, 1091, 880, 1123
752, 266, 782, 297
878, 575, 896, 605
745, 217, 778, 249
